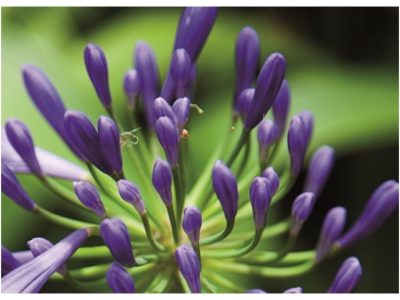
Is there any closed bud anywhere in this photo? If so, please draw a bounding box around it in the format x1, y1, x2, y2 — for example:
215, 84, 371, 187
182, 206, 202, 244
327, 257, 362, 293
175, 245, 201, 293
117, 179, 146, 215
272, 80, 290, 138
106, 262, 136, 293
154, 97, 178, 125
123, 69, 140, 110
291, 192, 316, 235
172, 97, 191, 130
261, 166, 280, 195
287, 114, 309, 177
171, 49, 192, 98
98, 116, 123, 174
236, 88, 254, 121
73, 181, 106, 219
257, 119, 279, 161
155, 117, 180, 167
250, 177, 273, 229
152, 159, 173, 206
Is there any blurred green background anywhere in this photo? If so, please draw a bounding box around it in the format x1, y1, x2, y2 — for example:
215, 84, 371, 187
1, 7, 398, 293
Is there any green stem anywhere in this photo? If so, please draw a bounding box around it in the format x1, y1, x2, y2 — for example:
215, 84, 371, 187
201, 276, 217, 293
236, 136, 251, 179
35, 207, 99, 234
237, 250, 315, 265
140, 213, 167, 252
202, 271, 244, 293
166, 204, 180, 245
171, 167, 185, 227
200, 221, 235, 246
226, 128, 250, 167
64, 272, 107, 291
149, 270, 173, 293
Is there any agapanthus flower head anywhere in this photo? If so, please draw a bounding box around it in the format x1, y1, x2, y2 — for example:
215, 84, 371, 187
123, 69, 140, 110
1, 163, 37, 211
100, 218, 135, 268
73, 181, 106, 219
106, 262, 136, 293
261, 166, 280, 195
117, 179, 146, 215
272, 79, 290, 138
152, 158, 173, 206
236, 87, 254, 121
27, 237, 68, 275
5, 118, 42, 176
171, 48, 192, 98
182, 205, 202, 245
327, 257, 362, 293
291, 192, 316, 235
336, 180, 399, 249
155, 116, 180, 167
172, 97, 191, 130
250, 176, 273, 229
84, 43, 112, 109
212, 160, 239, 223
315, 206, 347, 263
234, 26, 260, 111
175, 244, 201, 293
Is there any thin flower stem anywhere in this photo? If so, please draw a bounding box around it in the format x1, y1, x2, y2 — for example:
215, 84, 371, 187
177, 139, 187, 224
177, 272, 191, 293
166, 204, 180, 245
140, 213, 167, 252
193, 243, 202, 269
200, 221, 235, 246
226, 128, 251, 167
235, 136, 251, 179
201, 276, 217, 293
172, 167, 185, 227
202, 271, 244, 293
236, 250, 316, 265
64, 272, 107, 291
149, 269, 173, 293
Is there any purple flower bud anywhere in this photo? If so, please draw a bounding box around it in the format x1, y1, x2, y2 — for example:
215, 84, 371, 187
298, 110, 314, 144
315, 207, 347, 263
182, 206, 202, 244
234, 26, 260, 109
291, 192, 316, 235
172, 97, 191, 130
160, 71, 175, 103
250, 177, 273, 229
244, 53, 286, 130
287, 115, 308, 177
5, 119, 42, 176
152, 158, 173, 206
98, 116, 123, 174
117, 179, 146, 215
73, 181, 106, 219
123, 69, 140, 110
100, 218, 135, 268
174, 7, 218, 61
236, 88, 254, 121
21, 64, 84, 160
154, 97, 178, 125
283, 287, 303, 293
175, 245, 201, 293
272, 80, 290, 138
27, 238, 67, 275
187, 63, 197, 100
261, 166, 280, 195
304, 146, 335, 197
106, 262, 136, 293
258, 119, 279, 160
245, 289, 267, 293
2, 246, 19, 276
327, 257, 362, 293
171, 49, 192, 98
155, 117, 180, 167
84, 43, 112, 108
337, 180, 399, 249
134, 41, 160, 127
2, 228, 88, 293
212, 160, 239, 223
1, 163, 36, 211
64, 110, 113, 174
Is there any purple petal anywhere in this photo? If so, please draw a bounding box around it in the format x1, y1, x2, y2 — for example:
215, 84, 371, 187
182, 206, 202, 244
98, 116, 123, 174
175, 245, 201, 293
106, 262, 136, 293
272, 80, 290, 138
155, 117, 180, 167
73, 181, 106, 219
117, 179, 146, 215
152, 158, 173, 206
327, 257, 362, 293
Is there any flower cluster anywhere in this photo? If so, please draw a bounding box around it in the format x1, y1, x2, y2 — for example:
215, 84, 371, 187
1, 7, 398, 294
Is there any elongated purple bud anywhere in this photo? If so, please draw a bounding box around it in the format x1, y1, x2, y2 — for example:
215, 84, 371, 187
1, 163, 36, 211
84, 43, 112, 108
250, 177, 273, 229
5, 119, 42, 176
304, 146, 335, 197
261, 166, 280, 195
160, 71, 175, 103
287, 115, 308, 177
21, 64, 84, 160
98, 116, 123, 174
291, 192, 316, 235
134, 42, 160, 127
123, 69, 140, 110
171, 49, 192, 98
64, 110, 113, 174
106, 262, 136, 293
245, 289, 267, 293
244, 53, 286, 130
2, 246, 19, 276
258, 119, 279, 160
327, 257, 362, 293
27, 238, 67, 275
283, 287, 303, 293
298, 110, 314, 144
212, 160, 239, 223
336, 180, 399, 249
172, 97, 191, 130
182, 206, 202, 245
155, 117, 180, 167
234, 26, 260, 111
1, 228, 88, 293
175, 245, 201, 293
152, 158, 173, 206
187, 63, 197, 100
236, 88, 254, 121
174, 7, 218, 61
100, 218, 135, 268
73, 181, 106, 219
315, 207, 347, 263
154, 97, 178, 125
117, 179, 146, 215
272, 80, 290, 138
